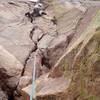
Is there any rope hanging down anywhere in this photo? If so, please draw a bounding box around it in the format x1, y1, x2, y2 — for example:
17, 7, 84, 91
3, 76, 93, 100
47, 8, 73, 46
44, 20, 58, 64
30, 55, 36, 100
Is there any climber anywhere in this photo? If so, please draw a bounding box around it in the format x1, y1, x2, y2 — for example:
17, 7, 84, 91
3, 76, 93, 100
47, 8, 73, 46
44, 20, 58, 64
31, 2, 46, 17
25, 1, 57, 25
25, 2, 46, 22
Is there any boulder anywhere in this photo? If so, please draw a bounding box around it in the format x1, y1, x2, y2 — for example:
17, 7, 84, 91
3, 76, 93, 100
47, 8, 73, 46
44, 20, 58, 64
21, 74, 71, 100
0, 0, 100, 99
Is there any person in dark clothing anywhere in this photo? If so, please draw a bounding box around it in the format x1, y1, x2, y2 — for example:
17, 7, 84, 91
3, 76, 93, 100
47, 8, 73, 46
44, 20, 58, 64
32, 3, 46, 17
25, 3, 46, 22
25, 2, 57, 25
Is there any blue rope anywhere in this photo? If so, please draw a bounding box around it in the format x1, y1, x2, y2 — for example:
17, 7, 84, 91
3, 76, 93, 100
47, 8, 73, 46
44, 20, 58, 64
30, 56, 36, 100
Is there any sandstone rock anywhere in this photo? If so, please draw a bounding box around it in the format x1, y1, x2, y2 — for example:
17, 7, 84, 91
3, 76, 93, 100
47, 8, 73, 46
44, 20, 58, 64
50, 9, 100, 100
24, 49, 43, 78
17, 76, 31, 92
0, 0, 35, 98
37, 0, 85, 67
21, 74, 71, 100
0, 89, 8, 100
18, 1, 85, 88
20, 49, 50, 92
0, 0, 100, 100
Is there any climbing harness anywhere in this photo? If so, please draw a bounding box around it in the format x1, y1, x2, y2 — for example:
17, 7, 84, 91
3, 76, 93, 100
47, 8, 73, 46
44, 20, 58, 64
30, 55, 36, 100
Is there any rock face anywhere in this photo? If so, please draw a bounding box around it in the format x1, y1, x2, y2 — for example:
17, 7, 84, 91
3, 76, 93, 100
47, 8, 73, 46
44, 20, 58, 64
63, 11, 100, 100
22, 1, 100, 100
0, 0, 34, 99
0, 0, 100, 100
48, 6, 100, 100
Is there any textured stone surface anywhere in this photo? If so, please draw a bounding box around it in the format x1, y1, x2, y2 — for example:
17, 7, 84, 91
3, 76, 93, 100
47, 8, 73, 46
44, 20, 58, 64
0, 0, 100, 100
0, 0, 35, 98
23, 2, 99, 100
22, 74, 71, 100
50, 9, 100, 100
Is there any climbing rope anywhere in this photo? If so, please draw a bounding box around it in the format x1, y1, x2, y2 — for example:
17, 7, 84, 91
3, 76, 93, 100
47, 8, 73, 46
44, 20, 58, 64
30, 55, 36, 100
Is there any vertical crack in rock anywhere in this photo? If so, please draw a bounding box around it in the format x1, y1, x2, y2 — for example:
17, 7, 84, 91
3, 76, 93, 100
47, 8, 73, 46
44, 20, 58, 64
13, 26, 38, 99
21, 46, 37, 76
15, 24, 50, 98
20, 25, 48, 77
14, 1, 54, 97
67, 9, 88, 45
